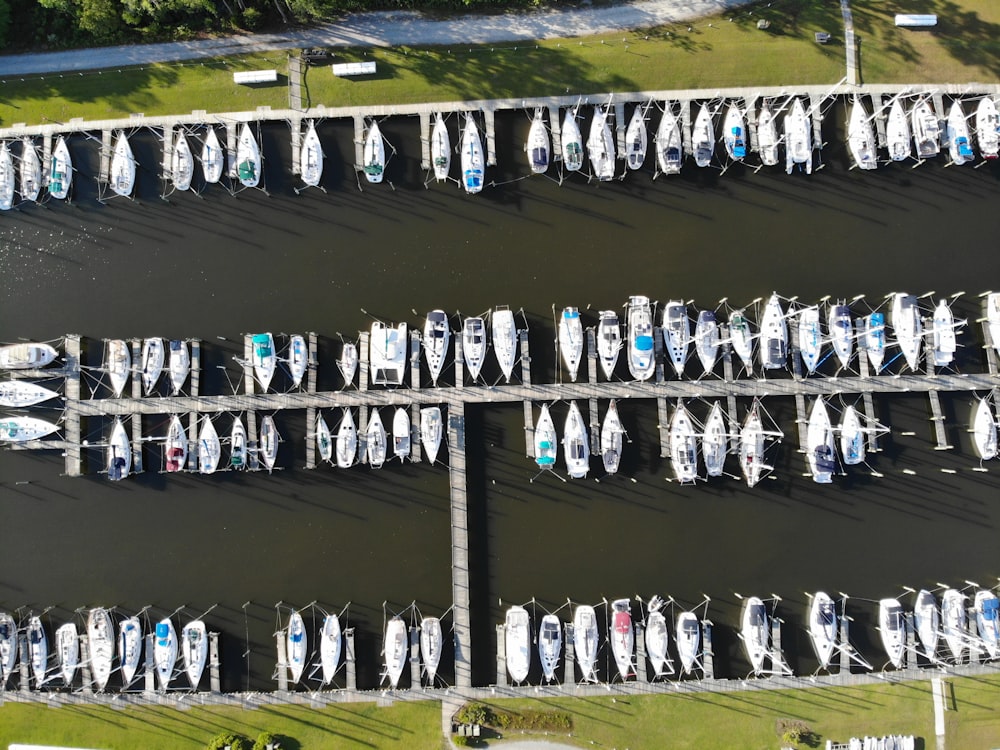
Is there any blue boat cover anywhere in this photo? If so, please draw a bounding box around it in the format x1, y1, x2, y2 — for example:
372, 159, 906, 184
291, 630, 304, 643
957, 137, 973, 158
536, 456, 556, 466
564, 309, 579, 319
636, 335, 654, 351
156, 622, 170, 642
985, 598, 999, 621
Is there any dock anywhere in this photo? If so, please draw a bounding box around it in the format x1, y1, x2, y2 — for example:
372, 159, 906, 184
448, 401, 472, 688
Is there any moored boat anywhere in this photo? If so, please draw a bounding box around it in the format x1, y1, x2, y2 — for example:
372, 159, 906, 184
740, 596, 769, 676
561, 106, 584, 172
863, 312, 886, 373
363, 120, 385, 184
48, 136, 73, 200
676, 610, 701, 675
587, 105, 615, 181
985, 292, 1000, 358
423, 310, 450, 385
573, 605, 599, 682
847, 97, 877, 170
259, 415, 278, 471
172, 131, 194, 191
945, 100, 974, 165
558, 306, 584, 381
911, 98, 941, 159
198, 417, 221, 475
563, 401, 590, 479
691, 103, 714, 168
0, 613, 16, 683
538, 614, 562, 682
141, 337, 165, 395
975, 96, 1000, 159
913, 589, 940, 658
828, 301, 854, 370
601, 400, 625, 475
505, 606, 530, 684
182, 620, 209, 688
0, 341, 58, 370
28, 616, 47, 686
235, 122, 261, 188
739, 398, 779, 488
287, 334, 307, 388
19, 138, 41, 203
339, 342, 358, 386
759, 293, 788, 370
0, 416, 60, 442
784, 98, 812, 174
694, 309, 720, 373
119, 615, 142, 685
644, 596, 671, 678
230, 416, 248, 470
88, 607, 115, 691
974, 590, 1000, 659
0, 381, 59, 408
806, 397, 836, 484
110, 131, 136, 197
702, 401, 728, 478
56, 622, 79, 686
890, 293, 922, 371
420, 616, 443, 683
808, 592, 837, 670
728, 308, 754, 372
369, 322, 407, 386
168, 339, 190, 395
164, 415, 187, 472
201, 126, 225, 184
610, 599, 634, 680
624, 107, 647, 170
106, 338, 131, 398
492, 306, 518, 383
154, 618, 177, 690
461, 113, 484, 194
655, 105, 683, 174
431, 113, 451, 181
107, 417, 131, 481
300, 120, 323, 187
320, 614, 342, 685
420, 406, 443, 464
250, 333, 276, 391
286, 611, 307, 683
798, 306, 822, 374
972, 397, 998, 461
0, 142, 14, 210
392, 407, 411, 460
663, 300, 690, 377
626, 295, 654, 381
366, 408, 387, 468
879, 598, 906, 669
839, 404, 865, 466
723, 102, 747, 161
316, 412, 333, 464
527, 108, 550, 174
670, 400, 699, 484
756, 101, 779, 166
337, 408, 358, 468
887, 98, 912, 161
931, 299, 958, 368
462, 316, 487, 382
534, 403, 558, 470
942, 588, 967, 661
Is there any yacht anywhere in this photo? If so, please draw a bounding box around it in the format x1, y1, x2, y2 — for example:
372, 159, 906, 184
0, 381, 59, 408
561, 106, 584, 172
626, 295, 654, 381
573, 605, 599, 682
423, 310, 450, 385
286, 611, 307, 683
756, 101, 779, 166
28, 616, 47, 686
587, 105, 616, 181
198, 417, 221, 475
601, 400, 625, 476
56, 622, 79, 686
942, 588, 967, 661
728, 308, 755, 371
181, 620, 209, 688
383, 616, 407, 689
975, 97, 1000, 159
461, 112, 484, 194
534, 403, 558, 470
259, 414, 278, 471
911, 99, 941, 159
784, 98, 812, 174
808, 592, 837, 670
201, 126, 225, 184
235, 122, 261, 188
0, 416, 60, 442
492, 306, 518, 383
558, 306, 584, 381
505, 606, 531, 683
655, 105, 683, 174
723, 102, 747, 161
913, 589, 940, 659
538, 614, 562, 682
105, 338, 131, 398
759, 293, 788, 370
462, 316, 487, 382
171, 130, 194, 192
694, 309, 720, 373
316, 412, 333, 464
420, 616, 443, 683
863, 312, 886, 373
563, 401, 590, 479
107, 417, 131, 482
336, 408, 358, 468
230, 416, 248, 470
879, 598, 906, 669
972, 397, 998, 460
676, 611, 701, 675
140, 337, 164, 395
828, 301, 854, 370
392, 407, 411, 460
890, 293, 922, 371
0, 142, 13, 210
420, 406, 443, 464
526, 108, 550, 174
945, 100, 974, 165
798, 306, 822, 374
644, 596, 671, 678
931, 299, 957, 368
369, 322, 407, 386
839, 404, 866, 466
431, 113, 451, 181
597, 310, 623, 380
0, 341, 57, 369
702, 401, 728, 478
847, 97, 877, 170
624, 107, 647, 170
692, 103, 714, 167
168, 339, 190, 395
119, 616, 142, 685
806, 397, 836, 484
108, 131, 135, 197
48, 136, 73, 200
154, 618, 177, 690
740, 596, 769, 676
19, 138, 41, 203
0, 613, 16, 683
300, 119, 323, 187
363, 120, 385, 184
366, 408, 387, 468
250, 333, 276, 391
339, 342, 358, 386
320, 614, 342, 685
662, 300, 690, 376
610, 599, 634, 680
287, 334, 307, 388
886, 98, 912, 161
974, 590, 1000, 659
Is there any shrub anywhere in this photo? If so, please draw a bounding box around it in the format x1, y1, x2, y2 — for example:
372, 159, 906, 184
252, 732, 278, 750
455, 702, 490, 726
208, 733, 252, 750
453, 737, 470, 748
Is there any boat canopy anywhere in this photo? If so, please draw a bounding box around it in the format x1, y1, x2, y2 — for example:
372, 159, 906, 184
536, 456, 556, 466
564, 309, 579, 319
238, 159, 256, 181
957, 137, 973, 158
636, 335, 654, 351
985, 598, 999, 621
156, 623, 170, 642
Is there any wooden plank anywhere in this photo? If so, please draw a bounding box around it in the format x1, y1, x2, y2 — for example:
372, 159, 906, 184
448, 402, 472, 688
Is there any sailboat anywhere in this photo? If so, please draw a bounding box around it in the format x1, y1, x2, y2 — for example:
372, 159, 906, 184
597, 310, 623, 380
663, 300, 690, 377
420, 406, 443, 464
383, 617, 407, 688
109, 131, 136, 197
624, 107, 647, 170
369, 322, 407, 386
19, 138, 41, 203
610, 599, 634, 680
942, 588, 967, 661
286, 611, 307, 683
0, 381, 59, 408
505, 606, 530, 684
890, 293, 922, 371
886, 98, 912, 161
694, 310, 720, 373
723, 103, 747, 161
250, 333, 277, 391
168, 339, 190, 395
563, 401, 590, 479
945, 100, 974, 165
171, 131, 194, 192
534, 403, 558, 470
0, 341, 57, 370
366, 408, 387, 468
0, 613, 16, 684
728, 308, 755, 371
798, 306, 822, 374
339, 342, 358, 386
538, 614, 562, 682
198, 417, 221, 474
28, 616, 47, 686
336, 408, 358, 468
676, 611, 701, 675
558, 306, 584, 381
423, 310, 450, 385
784, 98, 812, 174
806, 397, 836, 484
201, 126, 225, 184
0, 416, 60, 442
911, 98, 941, 159
740, 398, 781, 488
140, 337, 164, 395
363, 120, 386, 184
107, 418, 132, 482
420, 616, 443, 683
119, 616, 142, 685
587, 105, 616, 181
573, 605, 599, 682
320, 614, 342, 685
56, 622, 79, 686
913, 589, 940, 659
879, 598, 906, 669
48, 136, 73, 200
702, 402, 728, 478
839, 404, 866, 466
759, 293, 788, 370
105, 338, 131, 397
626, 295, 655, 381
644, 597, 671, 678
863, 312, 886, 373
300, 120, 323, 188
670, 401, 699, 484
235, 122, 261, 188
972, 397, 998, 460
316, 412, 333, 464
259, 415, 278, 471
287, 334, 308, 388
561, 106, 584, 172
165, 415, 187, 472
462, 316, 487, 381
0, 142, 14, 210
181, 620, 209, 688
230, 416, 248, 470
975, 97, 1000, 159
431, 113, 451, 181
492, 306, 518, 383
986, 292, 1000, 356
847, 97, 877, 170
756, 100, 779, 166
526, 108, 550, 174
740, 596, 769, 676
461, 113, 484, 194
88, 607, 115, 691
655, 105, 683, 174
392, 407, 411, 460
807, 592, 837, 670
828, 301, 854, 369
601, 400, 625, 475
974, 590, 1000, 659
931, 299, 958, 368
154, 618, 177, 690
692, 103, 714, 168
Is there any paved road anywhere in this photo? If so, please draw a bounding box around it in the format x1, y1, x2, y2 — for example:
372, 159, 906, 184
0, 0, 750, 76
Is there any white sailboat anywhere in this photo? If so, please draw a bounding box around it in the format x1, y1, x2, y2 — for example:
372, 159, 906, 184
339, 342, 358, 386
662, 300, 690, 377
624, 107, 647, 170
798, 306, 822, 374
931, 299, 958, 368
740, 399, 781, 488
420, 406, 443, 464
879, 598, 906, 669
974, 590, 1000, 659
462, 316, 487, 381
847, 97, 877, 170
0, 381, 59, 408
259, 414, 278, 471
181, 620, 208, 688
0, 341, 57, 369
0, 416, 60, 442
610, 599, 634, 681
702, 401, 728, 478
431, 113, 451, 181
109, 131, 136, 197
383, 617, 407, 689
300, 120, 323, 188
828, 301, 854, 370
644, 597, 671, 677
886, 98, 912, 161
0, 142, 14, 211
655, 105, 683, 174
201, 126, 225, 184
808, 592, 837, 670
676, 611, 701, 675
942, 588, 967, 661
320, 614, 342, 685
756, 101, 779, 166
728, 308, 755, 371
558, 306, 584, 381
587, 105, 616, 181
420, 616, 442, 682
563, 401, 590, 479
538, 614, 562, 682
369, 322, 407, 386
986, 292, 1000, 358
105, 338, 131, 398
890, 292, 922, 371
863, 312, 886, 373
423, 310, 450, 385
316, 412, 333, 464
534, 403, 558, 470
759, 293, 788, 370
28, 616, 47, 686
171, 131, 194, 192
913, 589, 940, 659
154, 618, 177, 690
118, 616, 142, 685
461, 113, 484, 194
230, 416, 248, 470
168, 339, 190, 395
694, 309, 720, 373
366, 408, 387, 468
692, 103, 714, 168
945, 100, 974, 165
250, 333, 276, 391
164, 415, 187, 472
140, 337, 164, 395
198, 417, 221, 474
392, 407, 411, 460
19, 138, 41, 203
0, 613, 16, 684
107, 418, 131, 482
784, 98, 812, 174
601, 400, 625, 476
740, 596, 769, 676
492, 306, 518, 383
286, 611, 307, 683
626, 295, 655, 381
669, 400, 699, 484
505, 606, 531, 684
972, 397, 998, 460
561, 106, 584, 172
975, 97, 1000, 159
597, 310, 623, 380
723, 103, 747, 161
48, 136, 73, 200
235, 122, 261, 188
363, 120, 385, 184
527, 108, 550, 174
56, 622, 79, 686
911, 98, 941, 159
573, 605, 599, 682
88, 607, 115, 691
806, 397, 836, 484
287, 334, 308, 388
336, 408, 358, 468
839, 404, 866, 466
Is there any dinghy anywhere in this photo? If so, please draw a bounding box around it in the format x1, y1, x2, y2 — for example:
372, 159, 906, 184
931, 300, 957, 367
663, 300, 690, 377
339, 342, 358, 386
369, 322, 407, 386
250, 333, 276, 391
597, 310, 623, 380
19, 138, 41, 203
392, 407, 411, 460
610, 599, 634, 680
462, 316, 487, 381
492, 306, 518, 383
723, 103, 747, 161
563, 401, 590, 479
692, 103, 714, 167
0, 142, 13, 210
164, 415, 187, 472
756, 101, 779, 166
538, 614, 562, 682
534, 404, 558, 470
587, 105, 616, 181
56, 622, 79, 686
573, 605, 599, 682
558, 306, 584, 381
728, 308, 754, 371
171, 131, 194, 191
561, 106, 584, 172
798, 306, 822, 374
119, 616, 142, 685
784, 98, 812, 174
644, 598, 671, 678
808, 592, 837, 670
505, 606, 531, 683
974, 590, 1000, 659
363, 120, 385, 184
109, 132, 135, 197
287, 334, 307, 388
88, 607, 115, 691
0, 342, 57, 370
366, 409, 387, 468
420, 406, 443, 464
847, 97, 877, 170
886, 98, 912, 161
946, 100, 974, 165
890, 293, 922, 371
839, 404, 866, 466
431, 113, 451, 181
0, 381, 59, 408
670, 401, 699, 484
863, 312, 886, 373
420, 616, 443, 682
201, 126, 225, 184
182, 620, 208, 688
0, 613, 16, 683
320, 614, 342, 685
740, 596, 769, 676
911, 99, 941, 159
972, 397, 998, 460
0, 416, 59, 442
828, 301, 854, 369
461, 113, 484, 193
740, 399, 779, 488
601, 400, 625, 475
527, 108, 550, 174
235, 123, 261, 188
300, 120, 323, 187
316, 412, 333, 464
942, 588, 967, 661
107, 418, 131, 481
624, 107, 647, 170
702, 401, 728, 478
912, 589, 940, 659
626, 295, 655, 381
230, 416, 248, 470
676, 611, 701, 675
141, 337, 164, 395
423, 310, 450, 385
806, 397, 836, 484
28, 616, 47, 686
879, 598, 906, 668
336, 408, 358, 468
694, 309, 720, 373
287, 611, 307, 683
106, 338, 131, 398
655, 105, 683, 174
198, 417, 221, 474
154, 618, 177, 689
975, 97, 1000, 159
383, 617, 407, 688
759, 293, 788, 370
48, 136, 73, 200
168, 339, 190, 395
259, 415, 278, 471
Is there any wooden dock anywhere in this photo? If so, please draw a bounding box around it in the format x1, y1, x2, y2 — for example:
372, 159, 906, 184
447, 401, 472, 688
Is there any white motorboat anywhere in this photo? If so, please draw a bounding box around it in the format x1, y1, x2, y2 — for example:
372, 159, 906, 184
0, 142, 14, 210
839, 404, 866, 466
505, 606, 530, 683
366, 408, 387, 468
798, 306, 822, 374
587, 105, 616, 181
0, 342, 57, 370
626, 296, 654, 381
363, 120, 385, 184
492, 306, 518, 383
383, 617, 407, 688
890, 293, 922, 371
369, 322, 407, 386
201, 126, 225, 184
756, 101, 779, 166
913, 589, 940, 658
420, 616, 443, 683
423, 310, 450, 385
316, 412, 333, 464
168, 339, 189, 395
610, 599, 634, 680
538, 614, 562, 682
670, 400, 699, 484
624, 107, 647, 170
235, 123, 261, 188
527, 108, 550, 174
171, 131, 194, 192
339, 342, 358, 386
431, 113, 451, 181
942, 588, 967, 661
0, 416, 59, 442
320, 614, 342, 685
740, 399, 779, 488
760, 293, 788, 370
808, 592, 837, 670
462, 316, 487, 382
931, 300, 958, 367
287, 611, 307, 683
558, 306, 584, 381
702, 401, 728, 478
863, 312, 886, 373
723, 102, 747, 161
105, 338, 131, 398
118, 616, 142, 685
20, 138, 41, 202
259, 414, 278, 471
154, 618, 177, 690
48, 136, 73, 200
300, 120, 323, 187
461, 113, 484, 194
597, 310, 623, 380
573, 605, 599, 682
692, 103, 714, 167
694, 310, 720, 373
336, 408, 358, 468
740, 596, 769, 676
0, 613, 16, 683
879, 598, 906, 669
392, 407, 411, 460
198, 417, 221, 475
230, 416, 248, 470
655, 105, 683, 174
182, 620, 208, 688
886, 98, 912, 161
806, 397, 836, 484
561, 106, 584, 172
88, 607, 115, 691
972, 397, 998, 460
0, 381, 59, 408
784, 98, 812, 174
420, 406, 443, 464
110, 131, 136, 197
911, 98, 941, 159
250, 333, 276, 391
140, 337, 164, 395
828, 301, 854, 370
975, 97, 1000, 159
946, 100, 974, 165
28, 616, 47, 686
847, 97, 877, 170
676, 611, 701, 675
663, 300, 690, 377
287, 334, 307, 388
986, 292, 1000, 358
974, 590, 1000, 659
534, 403, 558, 469
107, 418, 131, 481
728, 308, 754, 372
601, 400, 625, 476
644, 596, 671, 678
165, 415, 187, 472
563, 401, 590, 479
56, 622, 79, 686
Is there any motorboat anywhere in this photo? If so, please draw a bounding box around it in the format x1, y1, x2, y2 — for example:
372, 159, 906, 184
886, 98, 912, 161
0, 142, 14, 210
198, 417, 221, 474
759, 293, 788, 370
366, 409, 387, 468
431, 113, 451, 181
839, 404, 866, 466
259, 414, 278, 471
461, 113, 484, 194
423, 310, 450, 385
692, 103, 714, 167
863, 312, 886, 373
462, 316, 487, 382
645, 596, 671, 678
913, 589, 940, 659
107, 418, 131, 481
527, 108, 550, 174
28, 616, 47, 686
662, 300, 690, 377
201, 126, 225, 184
420, 406, 443, 464
561, 106, 584, 172
316, 412, 333, 464
610, 599, 634, 680
287, 334, 308, 388
337, 408, 358, 468
740, 399, 778, 488
88, 607, 115, 691
392, 407, 411, 460
250, 333, 276, 391
0, 613, 16, 683
48, 135, 73, 200
597, 310, 623, 380
182, 620, 209, 688
972, 397, 998, 460
828, 301, 854, 370
808, 592, 837, 670
847, 97, 877, 170
369, 322, 407, 386
784, 98, 812, 174
573, 605, 599, 682
0, 342, 57, 370
538, 614, 562, 682
168, 339, 189, 395
420, 616, 442, 683
110, 131, 136, 197
974, 590, 1000, 659
56, 622, 79, 686
756, 101, 779, 166
986, 292, 1000, 357
363, 120, 385, 184
669, 400, 699, 484
300, 120, 323, 187
655, 105, 683, 174
931, 300, 957, 368
946, 100, 974, 165
728, 308, 754, 371
320, 614, 342, 685
492, 306, 518, 383
601, 400, 625, 475
702, 401, 728, 478
0, 416, 60, 442
587, 105, 616, 181
694, 310, 720, 373
382, 616, 407, 690
141, 337, 164, 395
806, 397, 836, 484
154, 618, 177, 690
230, 416, 248, 470
164, 415, 187, 472
911, 98, 941, 159
558, 306, 584, 381
723, 103, 747, 161
879, 598, 906, 669
0, 381, 59, 408
942, 588, 967, 661
890, 293, 922, 371
19, 138, 41, 202
505, 606, 530, 683
119, 616, 142, 685
797, 306, 822, 374
235, 122, 261, 188
740, 596, 769, 676
171, 130, 194, 192
106, 338, 131, 398
975, 97, 1000, 159
626, 296, 654, 381
676, 611, 701, 675
624, 107, 647, 170
339, 342, 358, 386
563, 401, 590, 479
286, 611, 307, 683
534, 403, 558, 470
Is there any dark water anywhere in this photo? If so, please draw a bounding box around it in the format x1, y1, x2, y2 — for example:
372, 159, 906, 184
2, 104, 1000, 691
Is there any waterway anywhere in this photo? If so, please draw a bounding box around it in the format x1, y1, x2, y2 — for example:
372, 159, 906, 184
1, 104, 1000, 691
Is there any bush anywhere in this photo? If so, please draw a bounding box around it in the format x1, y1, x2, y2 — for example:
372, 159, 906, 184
240, 7, 261, 29
252, 732, 278, 750
453, 737, 471, 748
455, 702, 490, 726
208, 733, 252, 750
